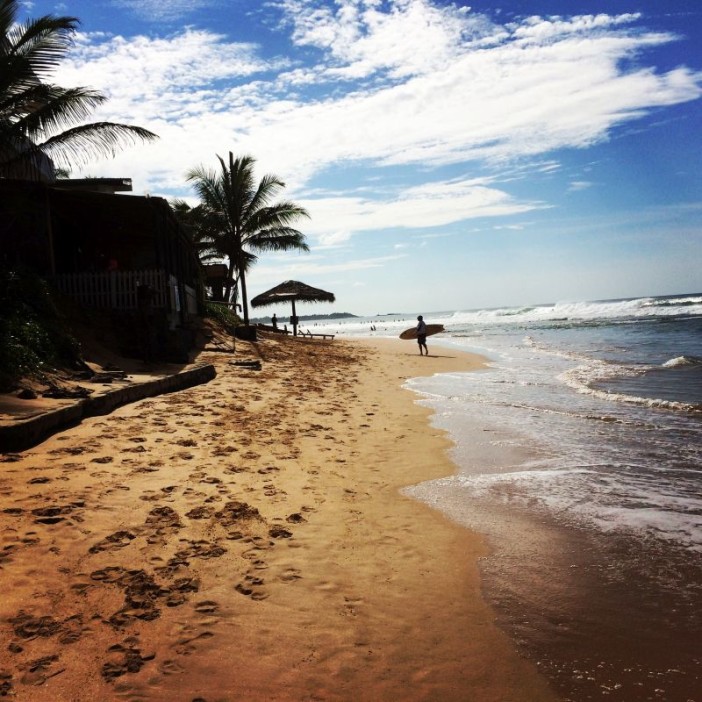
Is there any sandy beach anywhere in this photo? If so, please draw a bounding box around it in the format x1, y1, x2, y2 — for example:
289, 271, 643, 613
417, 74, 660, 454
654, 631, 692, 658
0, 334, 558, 701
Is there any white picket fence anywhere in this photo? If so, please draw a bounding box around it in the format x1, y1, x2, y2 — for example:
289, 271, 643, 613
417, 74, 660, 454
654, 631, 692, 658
53, 269, 168, 311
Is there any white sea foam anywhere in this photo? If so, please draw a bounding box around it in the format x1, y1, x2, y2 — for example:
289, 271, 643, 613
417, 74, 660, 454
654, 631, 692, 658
306, 293, 702, 338
662, 355, 702, 368
410, 462, 702, 550
402, 306, 702, 552
560, 363, 702, 413
449, 295, 702, 326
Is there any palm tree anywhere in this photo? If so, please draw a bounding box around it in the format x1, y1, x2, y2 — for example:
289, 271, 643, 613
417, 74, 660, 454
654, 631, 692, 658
186, 152, 310, 326
0, 0, 157, 180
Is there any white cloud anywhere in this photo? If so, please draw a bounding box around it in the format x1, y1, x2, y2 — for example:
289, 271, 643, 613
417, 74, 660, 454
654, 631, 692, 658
300, 177, 547, 240
51, 2, 701, 217
316, 230, 354, 248
275, 0, 480, 80
65, 29, 281, 102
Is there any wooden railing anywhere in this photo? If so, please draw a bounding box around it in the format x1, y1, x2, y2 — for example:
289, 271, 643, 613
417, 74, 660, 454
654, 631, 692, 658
53, 269, 168, 311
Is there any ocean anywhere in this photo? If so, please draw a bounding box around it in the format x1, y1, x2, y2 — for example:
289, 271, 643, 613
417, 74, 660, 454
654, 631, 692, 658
311, 294, 702, 701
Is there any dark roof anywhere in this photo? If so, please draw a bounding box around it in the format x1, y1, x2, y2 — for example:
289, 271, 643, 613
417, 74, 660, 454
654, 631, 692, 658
52, 178, 133, 194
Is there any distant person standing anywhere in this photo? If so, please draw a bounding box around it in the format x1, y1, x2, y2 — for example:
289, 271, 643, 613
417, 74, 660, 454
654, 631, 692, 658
271, 313, 278, 329
416, 315, 428, 356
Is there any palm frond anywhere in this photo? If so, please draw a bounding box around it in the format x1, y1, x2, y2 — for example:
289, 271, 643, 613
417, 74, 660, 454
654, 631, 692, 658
16, 85, 105, 128
38, 122, 157, 169
0, 0, 157, 180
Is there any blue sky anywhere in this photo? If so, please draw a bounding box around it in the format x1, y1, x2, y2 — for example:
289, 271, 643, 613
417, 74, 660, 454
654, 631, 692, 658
21, 0, 702, 315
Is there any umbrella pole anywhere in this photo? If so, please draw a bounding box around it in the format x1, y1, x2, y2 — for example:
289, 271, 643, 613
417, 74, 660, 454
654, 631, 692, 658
291, 299, 298, 336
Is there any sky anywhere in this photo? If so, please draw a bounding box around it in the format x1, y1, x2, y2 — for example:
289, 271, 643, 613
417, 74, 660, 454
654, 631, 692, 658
19, 0, 702, 316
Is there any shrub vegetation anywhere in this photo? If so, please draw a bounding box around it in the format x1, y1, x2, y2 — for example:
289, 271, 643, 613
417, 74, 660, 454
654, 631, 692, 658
0, 269, 81, 390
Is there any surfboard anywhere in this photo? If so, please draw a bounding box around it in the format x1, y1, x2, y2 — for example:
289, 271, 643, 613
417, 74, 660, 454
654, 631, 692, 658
399, 324, 444, 340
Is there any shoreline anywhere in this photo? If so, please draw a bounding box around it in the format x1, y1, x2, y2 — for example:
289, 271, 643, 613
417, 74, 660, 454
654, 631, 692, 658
403, 349, 702, 702
0, 334, 557, 701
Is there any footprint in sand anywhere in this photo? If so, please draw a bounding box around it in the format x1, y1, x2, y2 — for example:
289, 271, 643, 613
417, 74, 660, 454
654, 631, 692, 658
175, 540, 227, 560
31, 505, 76, 525
139, 492, 162, 502
0, 673, 12, 697
19, 654, 64, 686
2, 507, 23, 516
123, 445, 147, 454
247, 558, 269, 571
145, 506, 183, 534
10, 612, 61, 639
106, 570, 169, 626
58, 614, 85, 644
199, 476, 222, 485
158, 659, 185, 675
242, 535, 274, 551
223, 465, 246, 474
90, 456, 113, 464
162, 577, 201, 607
186, 505, 215, 520
102, 641, 155, 681
0, 543, 17, 564
269, 526, 293, 540
133, 464, 160, 474
90, 566, 126, 583
70, 580, 94, 596
173, 630, 215, 656
279, 567, 302, 582
214, 500, 262, 527
234, 576, 268, 601
263, 484, 286, 498
89, 530, 136, 554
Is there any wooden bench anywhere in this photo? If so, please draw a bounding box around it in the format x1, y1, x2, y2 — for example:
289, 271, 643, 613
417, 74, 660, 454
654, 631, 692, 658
257, 324, 334, 340
300, 331, 335, 340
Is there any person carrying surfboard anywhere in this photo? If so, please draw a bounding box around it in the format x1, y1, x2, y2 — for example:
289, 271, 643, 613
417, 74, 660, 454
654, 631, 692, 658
416, 315, 428, 356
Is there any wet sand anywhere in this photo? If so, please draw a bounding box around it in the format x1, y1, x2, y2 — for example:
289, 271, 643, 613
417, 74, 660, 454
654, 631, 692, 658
0, 335, 558, 701
406, 393, 702, 702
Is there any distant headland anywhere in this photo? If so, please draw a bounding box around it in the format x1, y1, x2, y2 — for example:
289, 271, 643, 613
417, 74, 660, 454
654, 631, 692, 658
252, 312, 359, 323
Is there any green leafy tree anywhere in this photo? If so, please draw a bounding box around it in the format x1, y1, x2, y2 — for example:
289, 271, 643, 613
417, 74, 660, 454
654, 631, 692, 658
0, 0, 157, 180
170, 199, 223, 265
171, 198, 239, 309
186, 153, 310, 326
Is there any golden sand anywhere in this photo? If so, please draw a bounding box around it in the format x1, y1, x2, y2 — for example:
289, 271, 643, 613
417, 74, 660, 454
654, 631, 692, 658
0, 334, 558, 701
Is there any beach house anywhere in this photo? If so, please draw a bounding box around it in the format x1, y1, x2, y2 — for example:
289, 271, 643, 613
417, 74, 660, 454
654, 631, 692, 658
0, 177, 203, 361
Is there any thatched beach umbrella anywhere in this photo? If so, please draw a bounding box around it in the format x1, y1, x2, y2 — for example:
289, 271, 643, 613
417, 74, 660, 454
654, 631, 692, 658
251, 280, 335, 336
